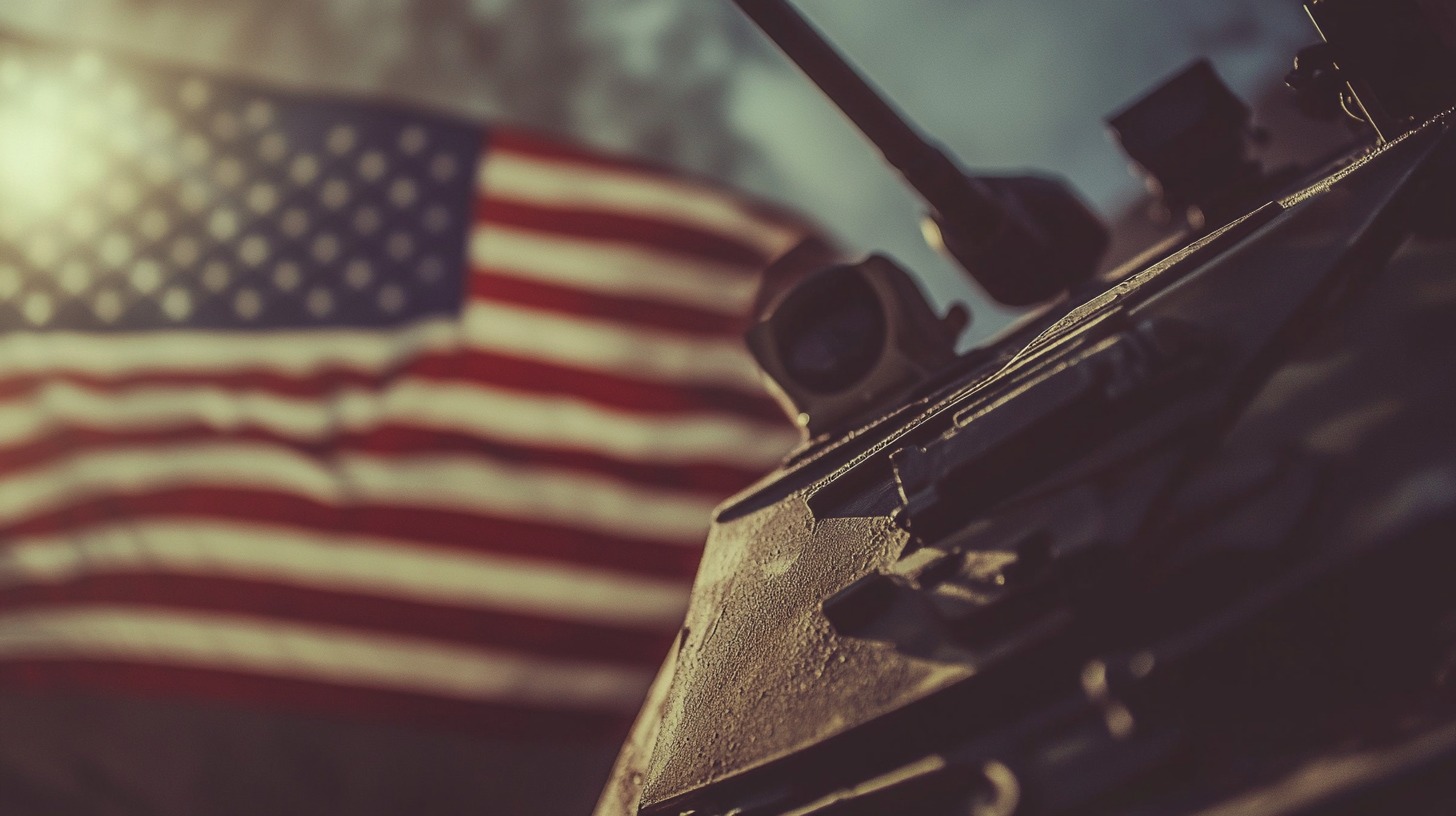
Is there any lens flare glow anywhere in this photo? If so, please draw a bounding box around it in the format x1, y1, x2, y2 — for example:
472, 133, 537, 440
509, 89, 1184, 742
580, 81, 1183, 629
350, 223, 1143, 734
0, 80, 90, 217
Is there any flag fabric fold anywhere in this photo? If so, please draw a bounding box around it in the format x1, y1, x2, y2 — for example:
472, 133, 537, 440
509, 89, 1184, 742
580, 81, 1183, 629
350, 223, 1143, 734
0, 33, 806, 815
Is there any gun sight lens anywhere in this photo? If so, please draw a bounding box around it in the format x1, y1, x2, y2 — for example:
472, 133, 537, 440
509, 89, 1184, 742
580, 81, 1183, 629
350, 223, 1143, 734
773, 269, 887, 395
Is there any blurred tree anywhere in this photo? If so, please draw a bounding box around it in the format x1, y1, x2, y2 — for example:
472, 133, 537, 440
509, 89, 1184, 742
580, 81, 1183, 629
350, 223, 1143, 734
0, 0, 765, 179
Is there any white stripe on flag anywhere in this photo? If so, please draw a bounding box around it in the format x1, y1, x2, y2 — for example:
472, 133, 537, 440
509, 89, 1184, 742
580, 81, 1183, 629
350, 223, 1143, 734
0, 379, 796, 471
470, 225, 760, 315
0, 445, 718, 543
0, 322, 462, 378
0, 521, 690, 629
481, 151, 801, 259
0, 305, 767, 394
462, 302, 764, 392
0, 607, 655, 710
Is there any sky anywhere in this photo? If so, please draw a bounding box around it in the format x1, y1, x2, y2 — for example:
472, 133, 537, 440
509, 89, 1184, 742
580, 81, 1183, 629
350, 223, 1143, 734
0, 0, 1319, 336
730, 0, 1316, 330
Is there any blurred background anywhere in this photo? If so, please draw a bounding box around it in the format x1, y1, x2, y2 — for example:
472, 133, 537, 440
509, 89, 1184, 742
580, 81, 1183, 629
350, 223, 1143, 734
0, 6, 1351, 816
0, 3, 1346, 813
0, 0, 1320, 338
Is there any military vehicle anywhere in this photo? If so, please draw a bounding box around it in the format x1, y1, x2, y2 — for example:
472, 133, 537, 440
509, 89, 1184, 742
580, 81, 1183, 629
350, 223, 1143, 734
597, 1, 1456, 813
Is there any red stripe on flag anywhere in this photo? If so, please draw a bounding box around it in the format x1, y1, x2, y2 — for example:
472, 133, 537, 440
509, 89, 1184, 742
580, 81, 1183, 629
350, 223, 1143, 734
478, 199, 772, 267
0, 489, 704, 579
0, 577, 677, 665
412, 350, 783, 421
0, 425, 764, 495
0, 660, 636, 738
0, 351, 786, 423
485, 129, 812, 232
469, 271, 749, 337
488, 129, 669, 177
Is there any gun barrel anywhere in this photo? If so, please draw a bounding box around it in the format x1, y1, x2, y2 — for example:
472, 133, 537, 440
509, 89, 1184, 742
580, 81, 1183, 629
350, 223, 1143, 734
730, 0, 1002, 228
733, 0, 1109, 306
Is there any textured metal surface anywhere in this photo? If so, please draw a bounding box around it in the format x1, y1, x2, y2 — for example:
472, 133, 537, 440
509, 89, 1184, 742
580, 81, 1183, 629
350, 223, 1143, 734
605, 114, 1456, 815
600, 3, 1456, 810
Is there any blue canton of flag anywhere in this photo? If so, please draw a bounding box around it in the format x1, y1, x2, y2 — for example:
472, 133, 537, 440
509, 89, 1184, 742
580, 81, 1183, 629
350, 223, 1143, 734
0, 44, 479, 331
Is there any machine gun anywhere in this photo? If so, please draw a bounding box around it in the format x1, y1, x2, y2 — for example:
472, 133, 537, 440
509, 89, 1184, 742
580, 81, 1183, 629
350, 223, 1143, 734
598, 1, 1456, 813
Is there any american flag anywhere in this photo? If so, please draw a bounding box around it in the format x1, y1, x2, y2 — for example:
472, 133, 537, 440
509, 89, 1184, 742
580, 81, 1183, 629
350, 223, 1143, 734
0, 33, 803, 758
